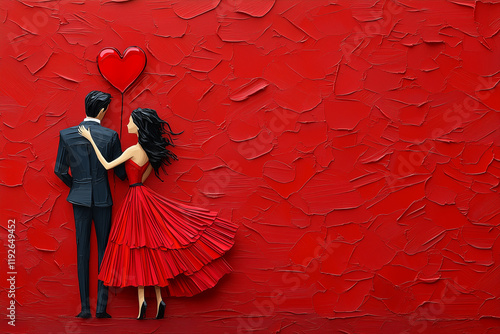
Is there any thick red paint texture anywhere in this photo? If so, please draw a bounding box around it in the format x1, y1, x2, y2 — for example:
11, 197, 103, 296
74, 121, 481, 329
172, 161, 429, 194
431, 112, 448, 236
1, 0, 500, 333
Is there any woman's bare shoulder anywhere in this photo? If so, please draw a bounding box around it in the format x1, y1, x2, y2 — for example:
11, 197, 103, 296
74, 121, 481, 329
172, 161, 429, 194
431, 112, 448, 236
126, 144, 149, 165
124, 144, 141, 153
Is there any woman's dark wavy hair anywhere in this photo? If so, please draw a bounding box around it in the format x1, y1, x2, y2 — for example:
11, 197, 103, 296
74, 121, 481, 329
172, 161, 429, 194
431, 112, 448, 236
131, 108, 180, 179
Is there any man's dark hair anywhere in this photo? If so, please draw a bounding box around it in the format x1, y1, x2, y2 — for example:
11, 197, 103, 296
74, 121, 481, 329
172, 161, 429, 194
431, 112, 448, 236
85, 91, 112, 117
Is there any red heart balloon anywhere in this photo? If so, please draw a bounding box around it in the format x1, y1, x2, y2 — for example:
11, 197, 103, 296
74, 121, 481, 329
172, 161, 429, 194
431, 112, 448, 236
97, 47, 147, 93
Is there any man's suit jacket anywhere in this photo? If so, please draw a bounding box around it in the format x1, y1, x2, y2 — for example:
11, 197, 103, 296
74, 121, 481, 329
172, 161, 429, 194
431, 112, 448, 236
54, 120, 127, 207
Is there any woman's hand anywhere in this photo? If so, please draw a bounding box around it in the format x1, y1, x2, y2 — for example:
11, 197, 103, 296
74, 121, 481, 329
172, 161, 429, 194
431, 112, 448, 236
78, 125, 92, 141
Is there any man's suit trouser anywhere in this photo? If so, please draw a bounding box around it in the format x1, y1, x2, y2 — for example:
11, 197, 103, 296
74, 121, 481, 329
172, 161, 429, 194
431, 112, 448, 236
72, 204, 111, 314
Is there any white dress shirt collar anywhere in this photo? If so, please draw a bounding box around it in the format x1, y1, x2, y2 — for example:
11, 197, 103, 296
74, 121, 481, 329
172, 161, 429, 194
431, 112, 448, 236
83, 117, 101, 124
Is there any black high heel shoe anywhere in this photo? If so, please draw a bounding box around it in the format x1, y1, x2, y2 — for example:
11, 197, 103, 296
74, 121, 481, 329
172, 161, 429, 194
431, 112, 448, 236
137, 301, 147, 320
156, 300, 166, 319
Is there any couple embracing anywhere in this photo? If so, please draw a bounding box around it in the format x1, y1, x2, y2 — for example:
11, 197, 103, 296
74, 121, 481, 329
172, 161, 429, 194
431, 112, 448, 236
55, 91, 237, 320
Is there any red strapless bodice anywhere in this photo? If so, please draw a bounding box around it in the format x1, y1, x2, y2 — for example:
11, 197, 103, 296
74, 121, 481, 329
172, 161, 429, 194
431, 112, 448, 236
125, 159, 149, 185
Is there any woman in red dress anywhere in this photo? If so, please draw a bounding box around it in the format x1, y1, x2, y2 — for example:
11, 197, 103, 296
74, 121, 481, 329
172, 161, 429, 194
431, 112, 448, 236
78, 108, 237, 320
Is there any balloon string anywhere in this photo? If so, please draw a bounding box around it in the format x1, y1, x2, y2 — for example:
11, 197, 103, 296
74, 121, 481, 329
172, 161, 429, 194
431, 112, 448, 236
114, 92, 124, 190
120, 92, 124, 138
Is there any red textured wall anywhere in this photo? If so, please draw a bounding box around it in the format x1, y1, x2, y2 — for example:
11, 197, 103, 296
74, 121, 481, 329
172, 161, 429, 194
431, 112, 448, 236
1, 0, 500, 333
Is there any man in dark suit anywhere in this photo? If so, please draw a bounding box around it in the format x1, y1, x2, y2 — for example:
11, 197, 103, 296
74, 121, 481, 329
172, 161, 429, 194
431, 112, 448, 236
54, 91, 126, 319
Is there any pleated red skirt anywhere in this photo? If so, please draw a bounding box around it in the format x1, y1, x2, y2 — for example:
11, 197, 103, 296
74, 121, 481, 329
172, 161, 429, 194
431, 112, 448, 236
98, 160, 237, 297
